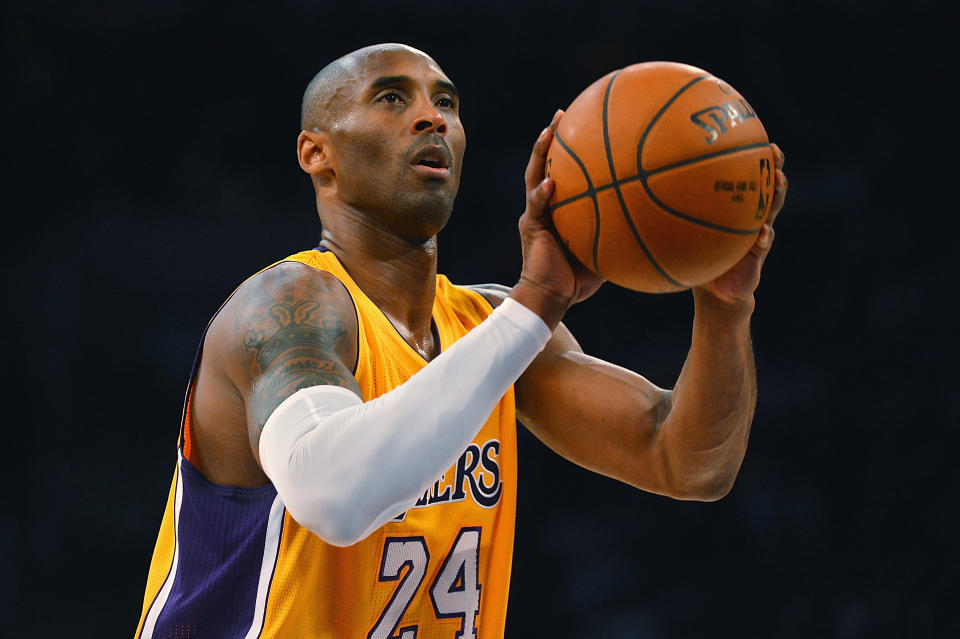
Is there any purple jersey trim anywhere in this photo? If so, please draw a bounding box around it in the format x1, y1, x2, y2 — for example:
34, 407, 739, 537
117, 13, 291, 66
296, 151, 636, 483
152, 456, 278, 638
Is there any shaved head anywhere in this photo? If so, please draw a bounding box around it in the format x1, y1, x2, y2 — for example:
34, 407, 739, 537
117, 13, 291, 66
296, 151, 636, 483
300, 43, 439, 132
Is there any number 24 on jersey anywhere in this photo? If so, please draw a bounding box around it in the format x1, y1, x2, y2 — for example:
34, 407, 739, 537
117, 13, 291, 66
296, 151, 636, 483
369, 527, 482, 639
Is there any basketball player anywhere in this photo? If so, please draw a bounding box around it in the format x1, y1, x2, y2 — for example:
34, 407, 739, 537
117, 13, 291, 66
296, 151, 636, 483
136, 43, 787, 638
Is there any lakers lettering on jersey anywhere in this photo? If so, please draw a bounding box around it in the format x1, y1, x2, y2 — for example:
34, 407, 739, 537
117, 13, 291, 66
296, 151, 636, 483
135, 248, 518, 639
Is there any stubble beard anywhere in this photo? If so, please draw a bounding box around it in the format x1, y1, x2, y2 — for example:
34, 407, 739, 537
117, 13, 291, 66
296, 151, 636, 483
387, 184, 455, 243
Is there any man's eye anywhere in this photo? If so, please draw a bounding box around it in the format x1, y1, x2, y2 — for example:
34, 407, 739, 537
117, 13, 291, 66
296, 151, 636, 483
379, 92, 404, 104
436, 97, 455, 109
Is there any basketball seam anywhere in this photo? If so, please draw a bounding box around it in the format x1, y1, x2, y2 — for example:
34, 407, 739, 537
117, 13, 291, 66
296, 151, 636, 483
552, 144, 768, 235
635, 75, 709, 170
636, 75, 767, 235
643, 143, 770, 235
647, 141, 771, 177
551, 130, 602, 274
602, 71, 685, 289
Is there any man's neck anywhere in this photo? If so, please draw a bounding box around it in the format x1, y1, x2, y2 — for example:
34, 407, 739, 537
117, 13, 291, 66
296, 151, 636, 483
317, 207, 440, 360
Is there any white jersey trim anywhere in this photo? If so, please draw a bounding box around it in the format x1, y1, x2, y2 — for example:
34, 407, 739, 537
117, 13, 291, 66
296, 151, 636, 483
245, 495, 286, 639
139, 450, 186, 639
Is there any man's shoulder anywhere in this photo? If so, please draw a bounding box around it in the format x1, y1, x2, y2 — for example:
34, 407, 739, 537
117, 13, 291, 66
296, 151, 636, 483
226, 259, 354, 318
204, 259, 358, 369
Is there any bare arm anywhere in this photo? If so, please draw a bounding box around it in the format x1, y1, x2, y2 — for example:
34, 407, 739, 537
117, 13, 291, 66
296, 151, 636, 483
186, 261, 360, 488
472, 284, 752, 500
520, 293, 754, 501
216, 261, 362, 465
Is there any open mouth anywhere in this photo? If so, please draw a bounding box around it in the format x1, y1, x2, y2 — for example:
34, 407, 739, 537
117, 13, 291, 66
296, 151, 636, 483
411, 145, 452, 177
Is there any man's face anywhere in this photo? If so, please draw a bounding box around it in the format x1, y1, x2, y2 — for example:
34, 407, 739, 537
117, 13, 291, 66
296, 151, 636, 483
326, 47, 466, 240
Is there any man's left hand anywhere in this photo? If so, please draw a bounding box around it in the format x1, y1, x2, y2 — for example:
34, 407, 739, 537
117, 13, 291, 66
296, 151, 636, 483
695, 143, 788, 308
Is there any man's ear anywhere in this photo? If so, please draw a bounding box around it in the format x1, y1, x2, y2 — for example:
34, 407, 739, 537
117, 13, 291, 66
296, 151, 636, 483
297, 130, 334, 185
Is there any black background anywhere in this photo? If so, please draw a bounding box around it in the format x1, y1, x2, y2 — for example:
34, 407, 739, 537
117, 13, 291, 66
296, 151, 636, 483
4, 1, 956, 637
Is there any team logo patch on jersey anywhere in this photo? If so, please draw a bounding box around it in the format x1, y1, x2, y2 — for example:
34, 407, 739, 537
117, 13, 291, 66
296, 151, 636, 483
392, 438, 502, 522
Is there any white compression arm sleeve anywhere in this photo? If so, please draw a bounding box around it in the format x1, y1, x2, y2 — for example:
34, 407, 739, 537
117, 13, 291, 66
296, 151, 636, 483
258, 297, 552, 547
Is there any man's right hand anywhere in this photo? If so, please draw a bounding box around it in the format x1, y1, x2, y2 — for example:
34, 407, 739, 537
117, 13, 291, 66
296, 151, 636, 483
511, 109, 604, 330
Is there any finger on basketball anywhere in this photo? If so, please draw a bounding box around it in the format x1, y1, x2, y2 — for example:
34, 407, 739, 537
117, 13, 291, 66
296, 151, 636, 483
768, 169, 788, 226
771, 143, 785, 170
550, 108, 564, 129
746, 225, 774, 269
525, 128, 552, 190
525, 179, 554, 223
756, 224, 774, 251
525, 111, 564, 190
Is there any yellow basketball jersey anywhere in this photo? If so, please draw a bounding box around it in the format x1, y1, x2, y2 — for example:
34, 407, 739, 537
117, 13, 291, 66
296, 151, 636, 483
136, 248, 517, 639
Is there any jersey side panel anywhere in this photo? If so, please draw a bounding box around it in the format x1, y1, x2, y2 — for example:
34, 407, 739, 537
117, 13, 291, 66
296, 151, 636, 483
151, 457, 278, 637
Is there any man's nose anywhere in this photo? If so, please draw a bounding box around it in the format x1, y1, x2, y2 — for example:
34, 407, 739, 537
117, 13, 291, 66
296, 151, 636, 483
409, 105, 447, 135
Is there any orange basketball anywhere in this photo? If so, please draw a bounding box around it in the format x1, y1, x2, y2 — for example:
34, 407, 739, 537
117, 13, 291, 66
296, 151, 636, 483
546, 61, 774, 293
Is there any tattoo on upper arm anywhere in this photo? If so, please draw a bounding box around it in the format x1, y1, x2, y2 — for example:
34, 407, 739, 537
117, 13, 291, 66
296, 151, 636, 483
243, 300, 345, 370
240, 292, 357, 433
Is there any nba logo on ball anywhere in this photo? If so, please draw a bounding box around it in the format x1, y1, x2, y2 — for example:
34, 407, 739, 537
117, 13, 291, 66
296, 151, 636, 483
546, 61, 774, 293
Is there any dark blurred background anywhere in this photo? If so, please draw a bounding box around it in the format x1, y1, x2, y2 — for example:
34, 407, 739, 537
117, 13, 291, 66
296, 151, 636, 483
4, 1, 956, 637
